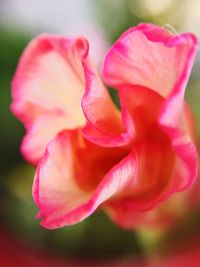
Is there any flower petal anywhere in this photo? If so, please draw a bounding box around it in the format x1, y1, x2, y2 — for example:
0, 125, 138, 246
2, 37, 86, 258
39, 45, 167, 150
119, 85, 198, 192
21, 113, 78, 165
103, 23, 198, 98
158, 126, 198, 194
104, 125, 197, 229
105, 196, 180, 230
11, 35, 88, 162
81, 54, 134, 147
118, 84, 165, 141
33, 131, 137, 229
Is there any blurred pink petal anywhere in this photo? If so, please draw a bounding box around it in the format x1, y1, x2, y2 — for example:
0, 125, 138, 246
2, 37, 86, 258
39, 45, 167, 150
103, 23, 197, 98
11, 35, 88, 163
81, 55, 134, 147
33, 130, 137, 229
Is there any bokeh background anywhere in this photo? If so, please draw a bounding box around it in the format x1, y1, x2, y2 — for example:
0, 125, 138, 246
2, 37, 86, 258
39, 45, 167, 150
0, 0, 200, 266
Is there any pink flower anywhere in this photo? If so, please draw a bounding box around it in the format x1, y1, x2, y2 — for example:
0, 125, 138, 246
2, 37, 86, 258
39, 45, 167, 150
11, 23, 198, 229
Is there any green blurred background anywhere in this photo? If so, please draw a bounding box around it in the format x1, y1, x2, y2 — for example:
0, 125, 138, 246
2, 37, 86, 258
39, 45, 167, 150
0, 0, 200, 264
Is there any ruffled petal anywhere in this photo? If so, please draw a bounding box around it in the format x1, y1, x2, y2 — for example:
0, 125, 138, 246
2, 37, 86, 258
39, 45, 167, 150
33, 131, 137, 229
119, 85, 198, 193
11, 35, 88, 162
104, 120, 197, 229
103, 23, 198, 98
158, 126, 198, 194
157, 70, 198, 197
81, 54, 134, 147
106, 159, 199, 230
